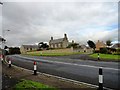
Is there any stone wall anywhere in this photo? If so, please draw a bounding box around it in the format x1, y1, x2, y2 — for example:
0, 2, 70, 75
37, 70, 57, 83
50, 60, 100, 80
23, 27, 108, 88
40, 48, 73, 53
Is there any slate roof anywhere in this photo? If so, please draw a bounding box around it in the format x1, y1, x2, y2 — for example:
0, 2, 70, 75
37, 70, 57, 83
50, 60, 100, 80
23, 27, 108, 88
50, 38, 64, 44
80, 45, 87, 49
22, 45, 38, 49
111, 43, 120, 49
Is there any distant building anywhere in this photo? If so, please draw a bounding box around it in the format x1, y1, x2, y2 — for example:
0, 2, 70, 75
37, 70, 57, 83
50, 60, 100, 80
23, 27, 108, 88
49, 34, 69, 48
20, 45, 38, 54
111, 43, 120, 49
95, 40, 106, 50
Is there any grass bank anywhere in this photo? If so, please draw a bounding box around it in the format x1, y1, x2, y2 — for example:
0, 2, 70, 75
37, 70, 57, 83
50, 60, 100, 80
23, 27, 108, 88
26, 51, 86, 56
90, 53, 119, 60
13, 79, 58, 90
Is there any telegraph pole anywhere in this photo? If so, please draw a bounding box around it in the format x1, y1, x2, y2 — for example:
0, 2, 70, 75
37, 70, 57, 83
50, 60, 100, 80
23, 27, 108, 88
0, 2, 3, 62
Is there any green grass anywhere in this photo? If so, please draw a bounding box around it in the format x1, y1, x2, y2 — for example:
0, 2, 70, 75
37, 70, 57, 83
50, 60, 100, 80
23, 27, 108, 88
25, 51, 86, 56
13, 79, 58, 90
90, 53, 119, 60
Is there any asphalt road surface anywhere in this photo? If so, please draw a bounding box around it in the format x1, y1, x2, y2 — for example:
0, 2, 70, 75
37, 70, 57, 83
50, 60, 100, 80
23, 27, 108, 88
6, 55, 119, 90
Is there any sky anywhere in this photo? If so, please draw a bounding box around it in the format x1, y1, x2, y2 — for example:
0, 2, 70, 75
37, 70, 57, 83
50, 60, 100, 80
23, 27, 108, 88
0, 0, 119, 47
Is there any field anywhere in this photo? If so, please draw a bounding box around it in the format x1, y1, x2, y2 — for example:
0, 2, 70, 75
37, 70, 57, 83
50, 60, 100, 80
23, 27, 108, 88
13, 79, 58, 90
90, 53, 119, 60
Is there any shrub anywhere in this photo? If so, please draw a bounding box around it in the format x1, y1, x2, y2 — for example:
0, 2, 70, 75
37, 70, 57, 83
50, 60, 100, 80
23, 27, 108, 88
112, 52, 120, 55
116, 48, 120, 52
112, 49, 120, 55
100, 48, 107, 54
99, 48, 112, 54
9, 47, 21, 55
94, 50, 99, 53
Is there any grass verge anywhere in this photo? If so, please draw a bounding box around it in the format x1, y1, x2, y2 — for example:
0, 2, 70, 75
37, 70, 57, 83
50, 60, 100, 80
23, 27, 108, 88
25, 51, 86, 56
13, 79, 58, 90
90, 53, 119, 60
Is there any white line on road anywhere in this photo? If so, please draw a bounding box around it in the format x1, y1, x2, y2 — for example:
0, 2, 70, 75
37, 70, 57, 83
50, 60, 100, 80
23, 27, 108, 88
11, 64, 113, 90
13, 55, 119, 71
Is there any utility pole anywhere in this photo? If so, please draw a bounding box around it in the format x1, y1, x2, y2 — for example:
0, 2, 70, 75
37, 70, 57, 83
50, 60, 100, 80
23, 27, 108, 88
0, 2, 3, 62
0, 2, 3, 90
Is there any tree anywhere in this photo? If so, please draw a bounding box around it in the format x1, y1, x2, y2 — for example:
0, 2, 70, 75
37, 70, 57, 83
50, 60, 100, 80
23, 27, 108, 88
9, 47, 21, 55
4, 45, 8, 49
38, 42, 44, 49
38, 42, 49, 50
87, 40, 96, 50
67, 43, 79, 48
106, 40, 112, 46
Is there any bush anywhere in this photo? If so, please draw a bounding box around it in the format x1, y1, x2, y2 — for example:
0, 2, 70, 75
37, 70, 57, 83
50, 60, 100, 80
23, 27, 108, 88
112, 52, 120, 55
112, 48, 120, 55
9, 47, 21, 55
94, 50, 99, 53
100, 48, 112, 54
116, 48, 120, 52
100, 48, 107, 54
67, 43, 79, 48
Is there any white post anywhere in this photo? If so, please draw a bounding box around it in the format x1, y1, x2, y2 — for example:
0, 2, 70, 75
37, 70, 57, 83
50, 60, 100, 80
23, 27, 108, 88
99, 67, 103, 90
0, 55, 3, 62
98, 53, 100, 60
34, 61, 37, 75
8, 59, 11, 68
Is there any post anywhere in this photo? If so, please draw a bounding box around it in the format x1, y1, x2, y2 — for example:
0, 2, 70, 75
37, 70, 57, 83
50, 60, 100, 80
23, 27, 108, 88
34, 61, 37, 75
99, 68, 103, 90
8, 59, 11, 68
1, 55, 3, 63
98, 53, 100, 60
40, 52, 42, 56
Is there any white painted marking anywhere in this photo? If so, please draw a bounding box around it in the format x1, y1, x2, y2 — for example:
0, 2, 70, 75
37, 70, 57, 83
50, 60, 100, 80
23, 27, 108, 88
11, 64, 113, 90
14, 55, 119, 71
1, 58, 3, 61
34, 65, 37, 70
9, 60, 11, 64
99, 75, 103, 83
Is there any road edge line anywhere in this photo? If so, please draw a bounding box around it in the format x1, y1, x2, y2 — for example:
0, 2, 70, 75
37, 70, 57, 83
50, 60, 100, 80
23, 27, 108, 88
4, 56, 113, 90
11, 64, 113, 90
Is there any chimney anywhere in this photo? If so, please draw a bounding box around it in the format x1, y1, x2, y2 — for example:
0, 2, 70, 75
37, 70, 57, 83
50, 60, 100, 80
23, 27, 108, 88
72, 40, 74, 44
64, 33, 67, 38
51, 37, 53, 40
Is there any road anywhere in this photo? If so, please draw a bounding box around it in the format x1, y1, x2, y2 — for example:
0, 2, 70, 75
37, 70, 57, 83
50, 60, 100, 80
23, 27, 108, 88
6, 55, 119, 90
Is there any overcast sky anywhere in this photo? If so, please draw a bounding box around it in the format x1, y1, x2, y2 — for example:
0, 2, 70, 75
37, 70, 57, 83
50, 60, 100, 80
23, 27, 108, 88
0, 1, 119, 47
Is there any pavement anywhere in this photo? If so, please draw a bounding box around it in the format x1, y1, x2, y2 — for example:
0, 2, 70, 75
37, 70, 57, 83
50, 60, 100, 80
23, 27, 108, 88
6, 54, 119, 90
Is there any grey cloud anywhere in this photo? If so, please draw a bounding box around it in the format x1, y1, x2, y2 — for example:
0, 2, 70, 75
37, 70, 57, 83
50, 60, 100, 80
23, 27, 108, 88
1, 2, 118, 47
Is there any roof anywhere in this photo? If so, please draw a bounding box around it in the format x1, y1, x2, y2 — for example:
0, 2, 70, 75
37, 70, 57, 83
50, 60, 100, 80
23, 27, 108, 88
50, 38, 64, 44
111, 43, 120, 49
22, 45, 38, 48
80, 45, 87, 49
